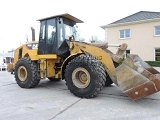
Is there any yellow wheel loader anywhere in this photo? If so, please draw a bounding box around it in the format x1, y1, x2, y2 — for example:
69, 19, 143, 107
12, 13, 160, 100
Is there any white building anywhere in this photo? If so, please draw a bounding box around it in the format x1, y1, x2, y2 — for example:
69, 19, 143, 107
101, 11, 160, 61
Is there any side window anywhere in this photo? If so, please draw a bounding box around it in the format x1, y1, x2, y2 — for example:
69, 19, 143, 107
155, 48, 160, 61
155, 26, 160, 36
39, 21, 45, 40
57, 18, 64, 47
64, 24, 73, 40
60, 28, 63, 41
119, 29, 130, 39
46, 19, 56, 42
126, 49, 130, 54
126, 49, 130, 57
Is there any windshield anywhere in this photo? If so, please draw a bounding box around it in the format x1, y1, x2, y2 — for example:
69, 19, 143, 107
64, 24, 77, 40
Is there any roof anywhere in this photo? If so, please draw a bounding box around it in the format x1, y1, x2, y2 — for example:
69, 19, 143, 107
37, 13, 84, 23
101, 11, 160, 29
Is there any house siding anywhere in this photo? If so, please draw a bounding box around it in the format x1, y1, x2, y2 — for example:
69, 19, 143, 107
106, 21, 160, 61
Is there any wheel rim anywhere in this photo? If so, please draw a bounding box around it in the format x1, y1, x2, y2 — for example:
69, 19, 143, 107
18, 66, 28, 81
72, 67, 90, 88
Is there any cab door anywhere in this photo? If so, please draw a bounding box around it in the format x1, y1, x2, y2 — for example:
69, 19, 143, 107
38, 18, 57, 54
38, 21, 46, 54
45, 19, 57, 54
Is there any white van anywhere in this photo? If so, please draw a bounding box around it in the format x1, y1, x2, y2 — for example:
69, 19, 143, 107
0, 57, 7, 71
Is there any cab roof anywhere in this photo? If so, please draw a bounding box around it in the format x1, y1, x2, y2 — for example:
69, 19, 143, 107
37, 13, 84, 23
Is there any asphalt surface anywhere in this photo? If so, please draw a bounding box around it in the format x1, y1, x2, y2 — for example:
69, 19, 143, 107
0, 71, 160, 120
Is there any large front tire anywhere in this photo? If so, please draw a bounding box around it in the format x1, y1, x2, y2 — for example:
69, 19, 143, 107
65, 55, 106, 98
14, 58, 40, 88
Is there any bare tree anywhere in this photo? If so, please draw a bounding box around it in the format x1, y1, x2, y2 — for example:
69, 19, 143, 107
89, 35, 99, 43
77, 32, 86, 42
25, 34, 29, 43
79, 37, 85, 42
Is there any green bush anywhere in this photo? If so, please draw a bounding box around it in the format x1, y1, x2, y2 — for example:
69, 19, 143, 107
145, 61, 160, 67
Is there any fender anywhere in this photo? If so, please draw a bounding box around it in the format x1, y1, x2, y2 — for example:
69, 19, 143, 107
61, 53, 84, 79
73, 42, 117, 83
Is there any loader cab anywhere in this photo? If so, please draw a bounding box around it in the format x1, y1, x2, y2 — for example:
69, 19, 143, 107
37, 13, 83, 55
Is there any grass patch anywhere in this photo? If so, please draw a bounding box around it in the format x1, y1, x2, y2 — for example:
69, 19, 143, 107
145, 61, 160, 67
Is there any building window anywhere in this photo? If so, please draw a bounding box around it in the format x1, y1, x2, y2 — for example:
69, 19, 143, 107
155, 26, 160, 36
155, 48, 160, 61
119, 29, 130, 39
126, 50, 130, 54
125, 49, 130, 57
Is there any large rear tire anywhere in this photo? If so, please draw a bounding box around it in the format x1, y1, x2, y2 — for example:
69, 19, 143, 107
65, 55, 106, 98
14, 58, 40, 88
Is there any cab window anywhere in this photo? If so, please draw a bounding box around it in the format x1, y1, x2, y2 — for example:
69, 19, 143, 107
46, 19, 56, 43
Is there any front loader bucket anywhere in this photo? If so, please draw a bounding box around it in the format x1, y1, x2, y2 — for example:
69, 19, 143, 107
115, 54, 160, 100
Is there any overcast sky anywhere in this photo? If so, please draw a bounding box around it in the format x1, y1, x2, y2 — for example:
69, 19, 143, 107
0, 0, 160, 53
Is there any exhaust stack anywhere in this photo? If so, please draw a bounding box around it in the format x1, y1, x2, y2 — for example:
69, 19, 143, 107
31, 27, 35, 41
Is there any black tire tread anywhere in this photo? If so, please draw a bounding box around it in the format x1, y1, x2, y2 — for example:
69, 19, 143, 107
65, 55, 106, 98
14, 57, 40, 88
